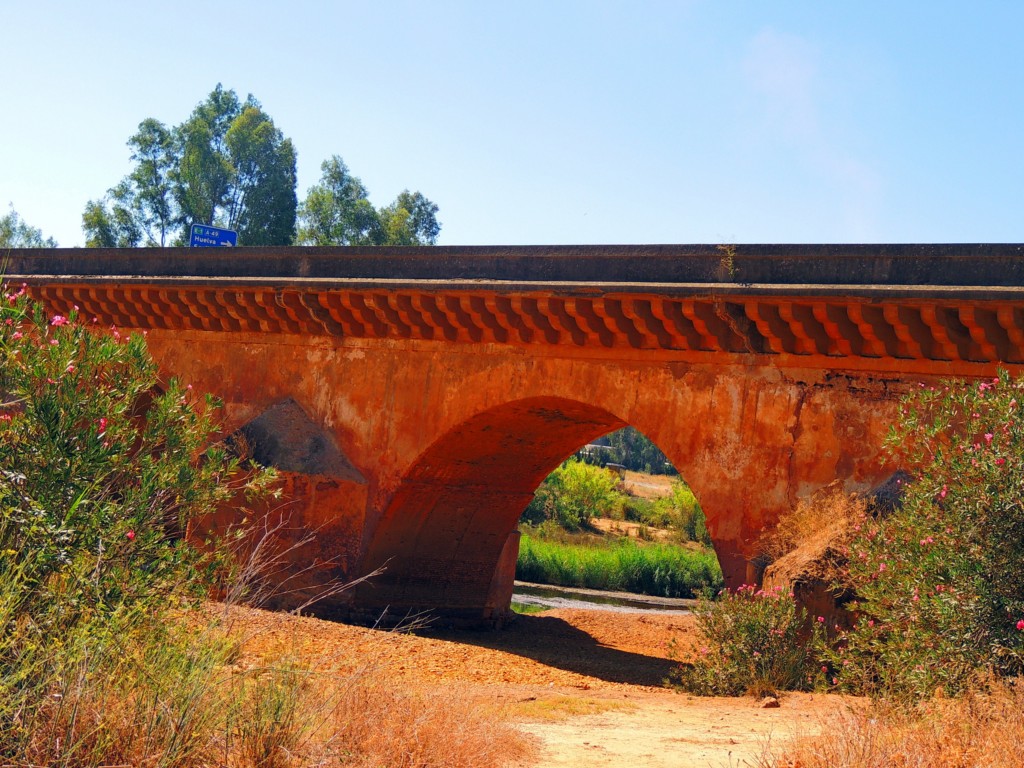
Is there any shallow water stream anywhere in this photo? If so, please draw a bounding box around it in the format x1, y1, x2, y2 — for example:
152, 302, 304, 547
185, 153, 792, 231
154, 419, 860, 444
512, 581, 695, 614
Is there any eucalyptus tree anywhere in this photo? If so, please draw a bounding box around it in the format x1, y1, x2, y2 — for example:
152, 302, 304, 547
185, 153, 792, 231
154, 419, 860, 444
297, 156, 440, 246
0, 206, 57, 248
83, 85, 297, 247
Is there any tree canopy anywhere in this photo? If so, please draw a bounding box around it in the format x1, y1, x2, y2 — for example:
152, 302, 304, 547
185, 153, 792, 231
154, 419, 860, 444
83, 85, 440, 248
0, 206, 57, 248
83, 85, 297, 247
296, 156, 440, 246
580, 426, 676, 475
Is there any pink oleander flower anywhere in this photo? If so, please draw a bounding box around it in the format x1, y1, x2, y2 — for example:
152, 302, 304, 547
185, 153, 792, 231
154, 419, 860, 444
49, 315, 68, 326
996, 457, 1006, 466
1017, 619, 1024, 631
126, 530, 135, 541
984, 432, 994, 444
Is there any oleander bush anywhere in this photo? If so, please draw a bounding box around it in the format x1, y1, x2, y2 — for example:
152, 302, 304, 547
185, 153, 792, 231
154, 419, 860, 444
0, 285, 276, 639
680, 374, 1024, 701
672, 584, 824, 697
821, 373, 1024, 699
0, 284, 276, 763
0, 286, 528, 767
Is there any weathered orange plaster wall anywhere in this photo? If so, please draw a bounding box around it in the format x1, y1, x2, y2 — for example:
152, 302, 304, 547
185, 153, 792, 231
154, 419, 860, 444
146, 329, 904, 620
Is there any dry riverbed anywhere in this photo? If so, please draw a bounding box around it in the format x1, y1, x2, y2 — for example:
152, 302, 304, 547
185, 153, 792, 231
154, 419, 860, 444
217, 602, 847, 767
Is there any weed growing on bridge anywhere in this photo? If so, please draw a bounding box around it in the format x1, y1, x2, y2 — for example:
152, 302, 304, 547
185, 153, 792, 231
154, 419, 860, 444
716, 244, 737, 281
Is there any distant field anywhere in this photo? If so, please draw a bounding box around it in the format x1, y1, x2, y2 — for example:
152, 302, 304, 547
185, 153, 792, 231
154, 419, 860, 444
619, 470, 676, 499
589, 517, 675, 541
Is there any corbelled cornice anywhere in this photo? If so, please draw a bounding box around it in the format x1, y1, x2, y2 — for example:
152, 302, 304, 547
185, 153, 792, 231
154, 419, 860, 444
8, 244, 1024, 376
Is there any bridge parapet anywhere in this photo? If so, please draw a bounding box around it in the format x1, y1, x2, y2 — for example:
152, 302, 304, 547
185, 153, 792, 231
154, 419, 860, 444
7, 243, 1024, 285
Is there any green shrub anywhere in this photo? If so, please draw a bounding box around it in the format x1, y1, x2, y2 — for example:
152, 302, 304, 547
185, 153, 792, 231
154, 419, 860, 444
0, 286, 277, 762
521, 458, 624, 530
656, 480, 711, 545
621, 495, 656, 524
0, 288, 275, 638
823, 373, 1024, 699
672, 585, 823, 697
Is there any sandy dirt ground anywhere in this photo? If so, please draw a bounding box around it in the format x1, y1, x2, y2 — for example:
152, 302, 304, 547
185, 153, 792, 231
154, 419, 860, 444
219, 602, 845, 768
514, 690, 829, 768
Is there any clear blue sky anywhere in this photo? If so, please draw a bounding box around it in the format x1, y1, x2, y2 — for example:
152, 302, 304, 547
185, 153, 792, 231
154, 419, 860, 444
2, 2, 1022, 247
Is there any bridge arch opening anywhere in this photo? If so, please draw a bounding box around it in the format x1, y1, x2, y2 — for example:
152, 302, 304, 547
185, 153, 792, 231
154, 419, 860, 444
354, 397, 716, 626
519, 426, 703, 536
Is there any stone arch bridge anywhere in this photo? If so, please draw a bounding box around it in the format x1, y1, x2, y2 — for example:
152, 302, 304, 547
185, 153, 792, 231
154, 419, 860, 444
9, 244, 1024, 625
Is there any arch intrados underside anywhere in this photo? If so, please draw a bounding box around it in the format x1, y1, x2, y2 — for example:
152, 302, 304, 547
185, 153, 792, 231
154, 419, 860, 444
359, 397, 628, 592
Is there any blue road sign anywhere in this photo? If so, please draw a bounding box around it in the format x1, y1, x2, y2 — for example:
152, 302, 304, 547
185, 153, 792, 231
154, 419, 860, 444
190, 224, 238, 247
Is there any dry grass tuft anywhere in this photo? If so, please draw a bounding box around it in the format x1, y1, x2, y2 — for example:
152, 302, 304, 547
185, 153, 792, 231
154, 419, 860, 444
221, 619, 535, 768
326, 679, 533, 768
3, 612, 533, 768
757, 679, 1024, 768
761, 482, 864, 564
760, 482, 865, 591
